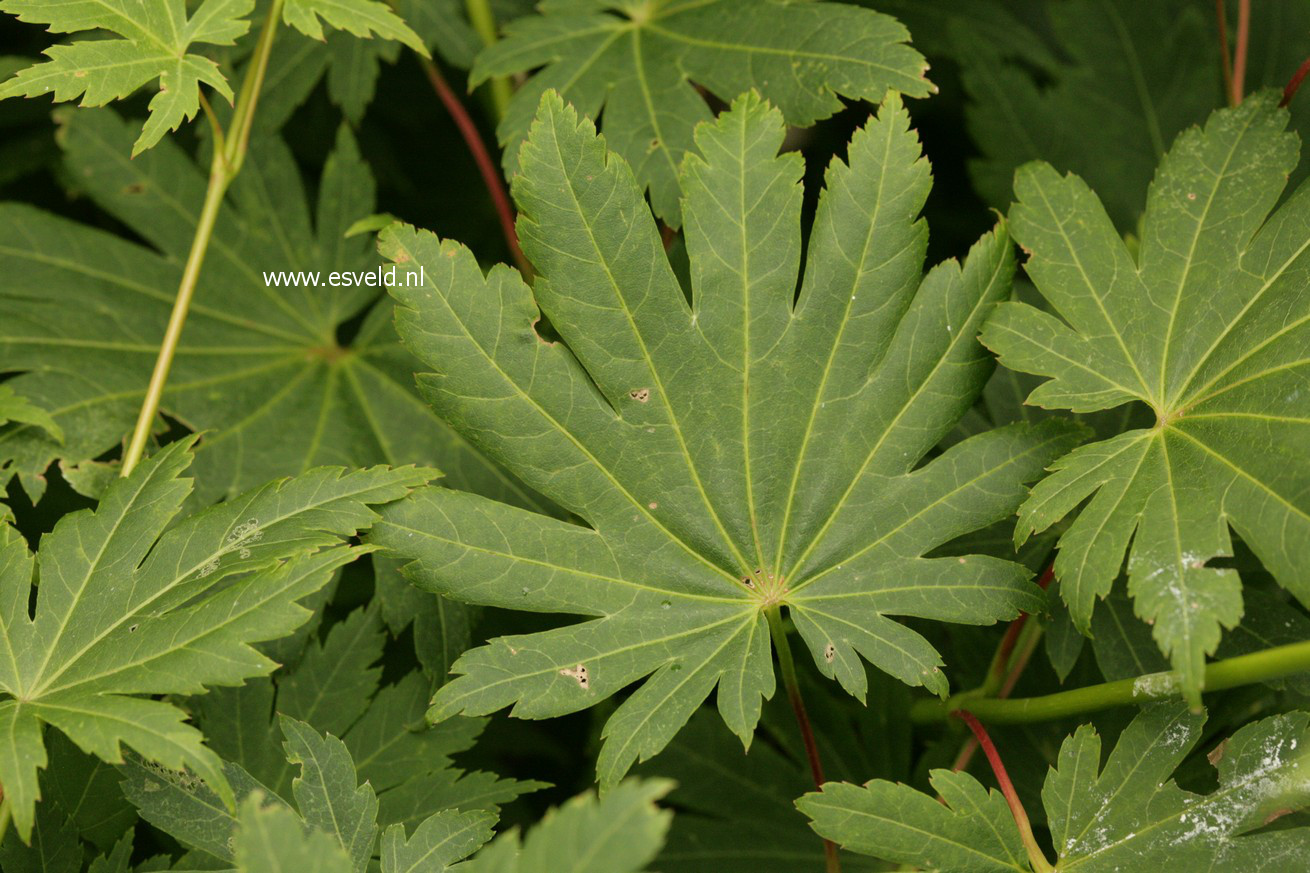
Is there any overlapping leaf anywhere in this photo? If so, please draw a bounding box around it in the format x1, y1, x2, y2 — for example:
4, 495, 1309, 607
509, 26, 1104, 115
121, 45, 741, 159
0, 0, 422, 154
473, 0, 932, 223
0, 107, 537, 510
0, 435, 430, 838
458, 779, 673, 873
981, 93, 1310, 699
371, 90, 1082, 784
169, 605, 540, 828
898, 0, 1310, 230
801, 703, 1310, 871
0, 0, 254, 153
144, 716, 496, 873
949, 0, 1217, 229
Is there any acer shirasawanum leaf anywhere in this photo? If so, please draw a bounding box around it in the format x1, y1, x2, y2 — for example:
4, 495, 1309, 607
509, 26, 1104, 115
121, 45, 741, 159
0, 435, 431, 839
371, 90, 1083, 785
949, 0, 1217, 230
980, 93, 1310, 701
175, 605, 540, 828
472, 0, 932, 223
458, 779, 673, 873
0, 0, 423, 154
801, 703, 1310, 871
128, 714, 499, 872
0, 107, 537, 511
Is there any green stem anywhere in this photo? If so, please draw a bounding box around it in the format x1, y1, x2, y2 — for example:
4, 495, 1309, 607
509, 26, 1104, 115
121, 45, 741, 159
913, 640, 1310, 725
766, 607, 840, 873
119, 0, 284, 477
465, 0, 513, 119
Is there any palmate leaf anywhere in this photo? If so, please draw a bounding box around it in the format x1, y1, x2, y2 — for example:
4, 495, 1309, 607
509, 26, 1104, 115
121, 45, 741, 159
0, 107, 538, 512
371, 90, 1083, 784
473, 0, 932, 223
0, 0, 254, 154
915, 0, 1310, 230
128, 714, 498, 873
173, 606, 539, 828
980, 93, 1310, 699
949, 0, 1217, 230
801, 703, 1310, 871
0, 0, 422, 154
0, 435, 430, 840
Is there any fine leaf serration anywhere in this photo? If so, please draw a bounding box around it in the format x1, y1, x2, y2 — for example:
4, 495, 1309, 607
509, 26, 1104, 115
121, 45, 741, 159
372, 90, 1082, 784
0, 436, 430, 839
472, 0, 932, 223
981, 92, 1310, 699
0, 0, 423, 154
801, 703, 1310, 872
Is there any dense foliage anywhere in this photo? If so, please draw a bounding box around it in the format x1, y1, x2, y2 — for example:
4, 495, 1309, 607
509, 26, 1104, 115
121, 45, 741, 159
0, 1, 1308, 870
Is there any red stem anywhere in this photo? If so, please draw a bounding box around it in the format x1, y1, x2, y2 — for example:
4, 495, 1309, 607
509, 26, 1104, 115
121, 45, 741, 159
1216, 0, 1234, 105
786, 684, 826, 789
985, 565, 1054, 690
784, 684, 839, 872
419, 58, 531, 278
1282, 58, 1310, 108
952, 711, 1053, 872
952, 565, 1054, 775
1232, 0, 1250, 106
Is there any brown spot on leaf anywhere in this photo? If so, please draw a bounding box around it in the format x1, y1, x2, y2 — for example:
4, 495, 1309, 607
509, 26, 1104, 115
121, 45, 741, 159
629, 388, 650, 402
560, 664, 589, 689
823, 643, 836, 663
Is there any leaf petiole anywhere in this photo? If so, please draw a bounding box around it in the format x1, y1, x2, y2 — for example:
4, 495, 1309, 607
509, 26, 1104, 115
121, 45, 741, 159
120, 0, 284, 476
465, 0, 513, 120
915, 639, 1310, 725
951, 711, 1055, 873
766, 606, 840, 873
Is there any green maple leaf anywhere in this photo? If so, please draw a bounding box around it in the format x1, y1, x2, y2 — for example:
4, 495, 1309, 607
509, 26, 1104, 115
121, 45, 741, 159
0, 386, 60, 446
168, 607, 540, 829
128, 714, 498, 873
980, 93, 1310, 699
235, 794, 353, 873
0, 0, 254, 154
459, 779, 673, 873
0, 0, 422, 155
0, 435, 430, 840
903, 0, 1310, 231
0, 107, 538, 512
370, 90, 1083, 784
951, 0, 1217, 230
472, 0, 932, 223
800, 703, 1310, 871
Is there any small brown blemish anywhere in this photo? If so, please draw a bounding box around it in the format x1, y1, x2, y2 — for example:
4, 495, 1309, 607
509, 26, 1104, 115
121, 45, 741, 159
741, 577, 755, 589
630, 388, 650, 402
648, 501, 658, 509
74, 70, 87, 78
560, 663, 589, 689
395, 251, 412, 263
1208, 739, 1229, 766
957, 557, 966, 564
1187, 192, 1197, 201
823, 643, 836, 663
123, 182, 146, 194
